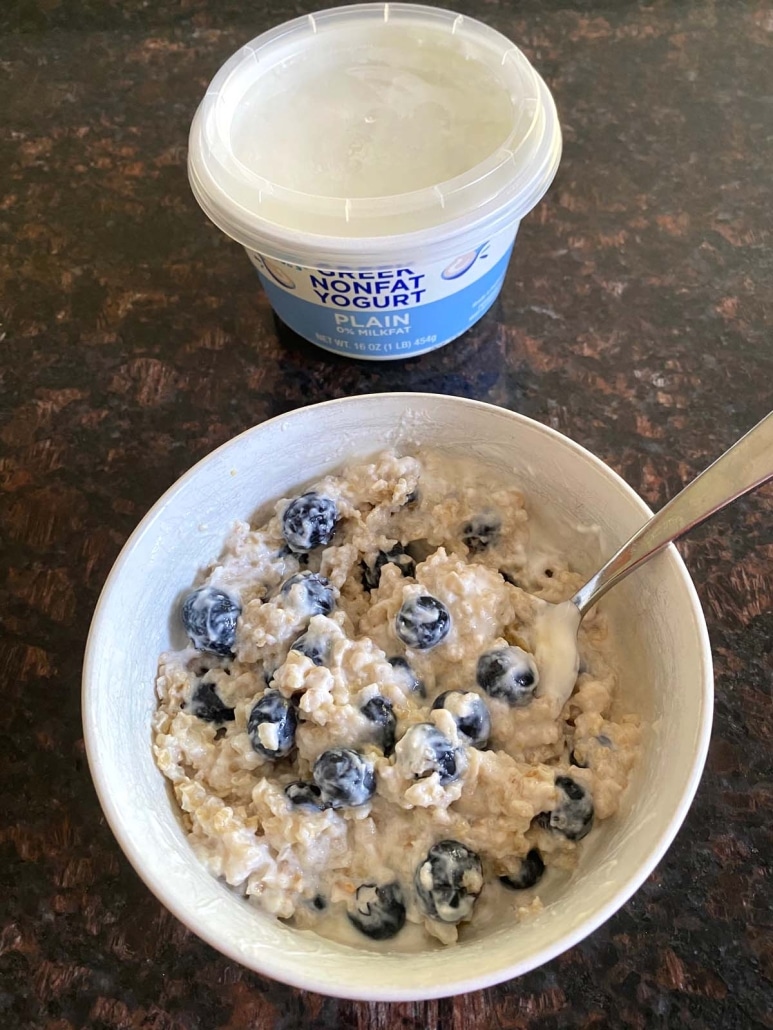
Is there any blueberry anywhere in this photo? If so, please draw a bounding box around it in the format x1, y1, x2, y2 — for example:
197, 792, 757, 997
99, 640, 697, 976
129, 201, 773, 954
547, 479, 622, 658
247, 691, 297, 759
548, 776, 594, 841
182, 586, 241, 657
290, 630, 331, 667
190, 681, 235, 724
387, 656, 425, 697
282, 492, 338, 552
500, 849, 545, 890
476, 646, 538, 707
280, 571, 335, 616
285, 781, 326, 810
395, 595, 451, 650
415, 840, 482, 924
404, 488, 420, 507
432, 691, 490, 749
313, 748, 376, 808
347, 882, 406, 941
395, 723, 466, 786
362, 546, 416, 591
361, 696, 396, 755
597, 734, 613, 748
461, 514, 501, 555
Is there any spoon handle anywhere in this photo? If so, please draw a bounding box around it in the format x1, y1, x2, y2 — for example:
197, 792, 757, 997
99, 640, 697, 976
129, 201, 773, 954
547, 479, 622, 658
572, 411, 773, 616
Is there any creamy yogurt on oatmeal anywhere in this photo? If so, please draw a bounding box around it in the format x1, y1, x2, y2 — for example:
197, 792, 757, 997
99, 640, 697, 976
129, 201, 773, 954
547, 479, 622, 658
153, 451, 639, 948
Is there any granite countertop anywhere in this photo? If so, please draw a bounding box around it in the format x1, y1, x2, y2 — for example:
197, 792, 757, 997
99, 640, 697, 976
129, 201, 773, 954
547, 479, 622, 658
1, 0, 771, 1026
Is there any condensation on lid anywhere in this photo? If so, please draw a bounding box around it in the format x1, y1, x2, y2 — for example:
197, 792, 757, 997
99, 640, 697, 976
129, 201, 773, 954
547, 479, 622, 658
188, 3, 562, 259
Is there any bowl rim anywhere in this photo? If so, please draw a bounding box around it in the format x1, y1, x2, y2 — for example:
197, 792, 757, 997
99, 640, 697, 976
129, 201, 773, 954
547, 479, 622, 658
82, 392, 714, 1000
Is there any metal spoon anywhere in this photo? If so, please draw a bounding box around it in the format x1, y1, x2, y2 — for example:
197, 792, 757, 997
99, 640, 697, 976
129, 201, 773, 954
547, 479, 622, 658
535, 410, 773, 707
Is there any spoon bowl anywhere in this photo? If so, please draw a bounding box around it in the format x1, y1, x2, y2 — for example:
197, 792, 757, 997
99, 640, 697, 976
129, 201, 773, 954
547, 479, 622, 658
535, 410, 772, 709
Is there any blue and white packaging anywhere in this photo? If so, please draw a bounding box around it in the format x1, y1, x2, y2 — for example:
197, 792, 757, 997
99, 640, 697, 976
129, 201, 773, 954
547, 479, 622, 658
247, 226, 517, 359
188, 4, 562, 360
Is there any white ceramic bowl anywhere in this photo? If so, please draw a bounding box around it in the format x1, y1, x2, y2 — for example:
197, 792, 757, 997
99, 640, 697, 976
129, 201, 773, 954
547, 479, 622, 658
82, 393, 713, 1001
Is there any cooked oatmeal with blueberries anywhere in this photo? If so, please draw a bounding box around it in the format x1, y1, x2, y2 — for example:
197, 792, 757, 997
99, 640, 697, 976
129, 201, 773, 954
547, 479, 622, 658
153, 451, 640, 947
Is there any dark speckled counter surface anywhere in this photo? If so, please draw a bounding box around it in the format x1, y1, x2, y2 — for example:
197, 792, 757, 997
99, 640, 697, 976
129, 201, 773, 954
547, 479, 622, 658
1, 0, 772, 1026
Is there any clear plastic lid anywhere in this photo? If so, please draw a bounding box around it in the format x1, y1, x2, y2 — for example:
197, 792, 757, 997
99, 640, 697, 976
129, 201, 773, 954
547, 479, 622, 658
188, 3, 562, 264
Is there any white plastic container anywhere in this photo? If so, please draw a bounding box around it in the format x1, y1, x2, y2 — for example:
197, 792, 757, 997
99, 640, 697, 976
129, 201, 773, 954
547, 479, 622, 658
188, 4, 562, 360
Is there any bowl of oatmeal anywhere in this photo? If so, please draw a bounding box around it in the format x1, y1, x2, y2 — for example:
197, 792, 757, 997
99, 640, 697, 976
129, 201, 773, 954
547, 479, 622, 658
82, 393, 713, 1000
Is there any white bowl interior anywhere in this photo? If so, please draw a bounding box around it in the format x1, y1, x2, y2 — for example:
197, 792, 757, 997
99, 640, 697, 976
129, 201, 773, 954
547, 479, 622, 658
83, 394, 712, 1001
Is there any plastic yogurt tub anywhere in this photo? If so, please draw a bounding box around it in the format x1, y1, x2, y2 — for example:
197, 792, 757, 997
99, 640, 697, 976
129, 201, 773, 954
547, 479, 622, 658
188, 4, 562, 360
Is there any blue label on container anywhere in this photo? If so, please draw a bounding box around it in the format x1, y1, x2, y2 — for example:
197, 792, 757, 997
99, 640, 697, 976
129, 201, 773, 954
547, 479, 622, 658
255, 245, 514, 359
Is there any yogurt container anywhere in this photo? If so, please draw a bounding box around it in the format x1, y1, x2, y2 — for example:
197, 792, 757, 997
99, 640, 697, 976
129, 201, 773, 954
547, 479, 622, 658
188, 4, 562, 360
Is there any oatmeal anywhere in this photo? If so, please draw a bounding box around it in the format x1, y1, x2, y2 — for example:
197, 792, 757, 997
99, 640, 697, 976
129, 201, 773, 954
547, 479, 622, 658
153, 451, 639, 947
